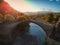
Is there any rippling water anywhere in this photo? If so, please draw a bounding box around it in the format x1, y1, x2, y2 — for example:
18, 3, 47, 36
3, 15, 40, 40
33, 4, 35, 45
13, 23, 47, 45
28, 23, 47, 45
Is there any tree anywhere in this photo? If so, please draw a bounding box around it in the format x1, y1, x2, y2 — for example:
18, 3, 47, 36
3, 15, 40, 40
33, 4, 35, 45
4, 14, 15, 22
55, 15, 60, 22
17, 14, 29, 22
0, 14, 4, 23
47, 13, 54, 23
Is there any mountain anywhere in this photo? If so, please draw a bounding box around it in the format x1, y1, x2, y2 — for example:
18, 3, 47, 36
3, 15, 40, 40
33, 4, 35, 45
0, 0, 24, 16
38, 11, 52, 13
25, 11, 60, 15
24, 11, 52, 15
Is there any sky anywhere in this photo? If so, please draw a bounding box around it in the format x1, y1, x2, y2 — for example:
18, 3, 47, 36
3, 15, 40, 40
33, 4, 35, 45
5, 0, 60, 12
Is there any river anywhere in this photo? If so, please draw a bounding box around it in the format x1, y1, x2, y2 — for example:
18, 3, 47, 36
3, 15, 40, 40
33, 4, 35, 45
28, 23, 47, 45
14, 23, 47, 45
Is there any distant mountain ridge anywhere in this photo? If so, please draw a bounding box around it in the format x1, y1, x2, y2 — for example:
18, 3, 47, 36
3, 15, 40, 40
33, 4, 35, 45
25, 11, 60, 15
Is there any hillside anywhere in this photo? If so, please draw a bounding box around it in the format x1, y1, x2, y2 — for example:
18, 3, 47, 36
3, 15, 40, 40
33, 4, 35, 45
0, 0, 29, 23
0, 0, 24, 15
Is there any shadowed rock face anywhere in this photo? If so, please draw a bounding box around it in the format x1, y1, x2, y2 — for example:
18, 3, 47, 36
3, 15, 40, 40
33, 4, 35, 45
50, 22, 60, 42
13, 34, 38, 45
55, 22, 60, 41
0, 21, 31, 45
0, 22, 18, 45
0, 22, 46, 45
0, 21, 22, 35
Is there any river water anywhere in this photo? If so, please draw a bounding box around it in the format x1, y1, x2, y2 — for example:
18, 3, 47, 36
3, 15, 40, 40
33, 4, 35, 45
28, 23, 47, 45
14, 23, 47, 45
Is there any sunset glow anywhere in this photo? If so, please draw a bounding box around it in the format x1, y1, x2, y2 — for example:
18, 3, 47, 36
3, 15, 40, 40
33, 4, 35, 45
5, 0, 40, 12
5, 0, 60, 12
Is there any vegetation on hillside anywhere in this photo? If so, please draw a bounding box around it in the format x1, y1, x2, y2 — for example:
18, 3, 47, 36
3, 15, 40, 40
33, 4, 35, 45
0, 13, 29, 22
29, 13, 60, 25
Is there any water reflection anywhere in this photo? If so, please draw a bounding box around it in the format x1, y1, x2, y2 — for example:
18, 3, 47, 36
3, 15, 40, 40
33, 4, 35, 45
14, 23, 47, 45
28, 23, 46, 45
0, 23, 47, 45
